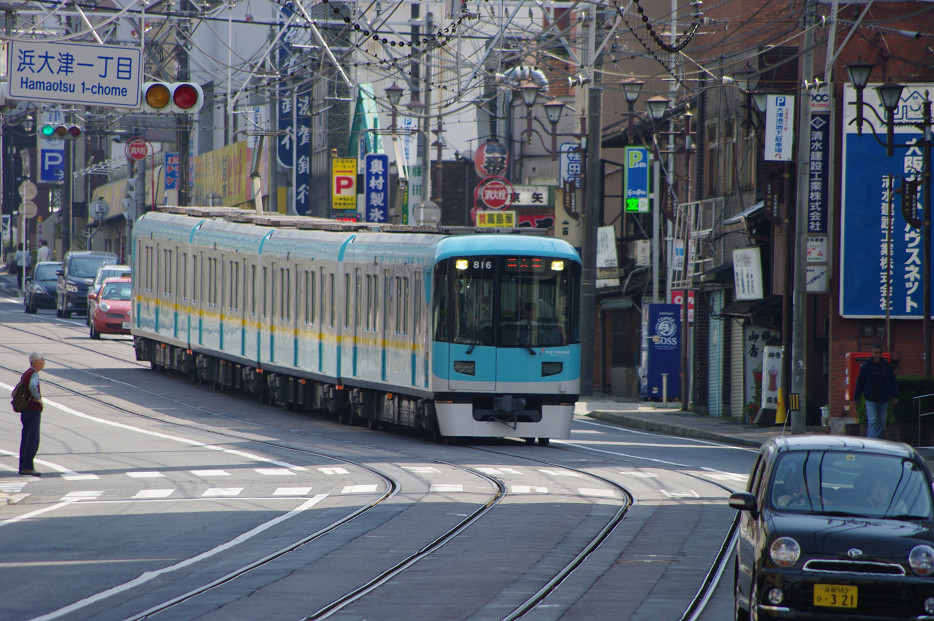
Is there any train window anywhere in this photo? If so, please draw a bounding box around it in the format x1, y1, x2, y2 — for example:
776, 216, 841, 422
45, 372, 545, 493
433, 264, 449, 341
144, 246, 153, 293
383, 269, 392, 335
355, 269, 362, 331
344, 273, 352, 329
303, 271, 314, 325
181, 253, 187, 301
451, 258, 494, 346
192, 255, 199, 303
232, 261, 240, 311
328, 273, 335, 328
249, 264, 256, 316
263, 267, 269, 318
414, 273, 422, 335
395, 276, 409, 335
281, 267, 290, 321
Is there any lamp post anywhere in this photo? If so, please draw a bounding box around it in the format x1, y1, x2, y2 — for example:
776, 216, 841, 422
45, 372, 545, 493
517, 80, 568, 161
619, 77, 645, 138
847, 62, 932, 377
386, 82, 404, 130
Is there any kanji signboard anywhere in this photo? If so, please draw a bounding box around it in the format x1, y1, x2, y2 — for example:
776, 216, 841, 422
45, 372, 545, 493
9, 41, 142, 108
331, 158, 357, 211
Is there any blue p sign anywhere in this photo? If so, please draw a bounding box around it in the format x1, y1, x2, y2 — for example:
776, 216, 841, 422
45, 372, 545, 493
625, 146, 650, 213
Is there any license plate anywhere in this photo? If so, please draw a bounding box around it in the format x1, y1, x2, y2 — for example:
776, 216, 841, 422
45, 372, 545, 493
814, 584, 857, 608
122, 322, 131, 330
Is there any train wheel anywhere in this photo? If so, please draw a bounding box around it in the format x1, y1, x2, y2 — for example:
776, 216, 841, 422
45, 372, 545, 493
368, 416, 381, 431
537, 438, 550, 446
524, 438, 536, 445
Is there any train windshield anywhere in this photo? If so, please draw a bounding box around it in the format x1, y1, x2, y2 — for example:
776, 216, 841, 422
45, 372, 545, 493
434, 256, 580, 348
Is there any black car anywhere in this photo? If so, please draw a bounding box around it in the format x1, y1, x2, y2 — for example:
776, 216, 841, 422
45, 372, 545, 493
730, 436, 934, 620
24, 261, 62, 313
56, 250, 118, 318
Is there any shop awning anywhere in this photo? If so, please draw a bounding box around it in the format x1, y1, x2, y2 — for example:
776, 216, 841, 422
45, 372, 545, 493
719, 294, 782, 319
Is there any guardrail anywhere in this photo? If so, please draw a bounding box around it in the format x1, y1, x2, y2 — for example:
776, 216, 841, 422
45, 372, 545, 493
913, 392, 934, 445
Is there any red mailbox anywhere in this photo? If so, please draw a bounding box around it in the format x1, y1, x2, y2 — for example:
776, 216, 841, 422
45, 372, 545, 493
844, 351, 891, 401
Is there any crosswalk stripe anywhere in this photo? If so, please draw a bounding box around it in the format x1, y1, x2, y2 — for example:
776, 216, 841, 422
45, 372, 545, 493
133, 489, 175, 499
202, 488, 243, 497
255, 468, 296, 476
127, 472, 166, 478
190, 470, 230, 477
274, 487, 313, 496
341, 484, 378, 494
61, 491, 103, 500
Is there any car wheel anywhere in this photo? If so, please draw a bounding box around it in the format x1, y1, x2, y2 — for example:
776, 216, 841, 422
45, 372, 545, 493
90, 323, 100, 340
56, 296, 63, 317
734, 560, 748, 621
62, 306, 71, 318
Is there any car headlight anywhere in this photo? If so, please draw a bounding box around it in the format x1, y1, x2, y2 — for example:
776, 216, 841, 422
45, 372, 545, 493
66, 283, 78, 293
99, 301, 110, 312
770, 537, 801, 567
29, 283, 45, 294
910, 545, 934, 575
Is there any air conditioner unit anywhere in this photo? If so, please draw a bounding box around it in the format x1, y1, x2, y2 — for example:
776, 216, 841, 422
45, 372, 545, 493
628, 240, 651, 267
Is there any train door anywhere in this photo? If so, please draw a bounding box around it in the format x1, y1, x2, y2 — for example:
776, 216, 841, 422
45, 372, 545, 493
381, 268, 391, 382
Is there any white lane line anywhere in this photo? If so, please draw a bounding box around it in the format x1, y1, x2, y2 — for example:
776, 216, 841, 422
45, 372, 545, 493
273, 487, 313, 496
341, 484, 378, 494
0, 382, 308, 471
402, 466, 441, 473
429, 484, 464, 493
190, 470, 230, 477
255, 468, 295, 476
538, 468, 584, 478
127, 472, 166, 478
202, 488, 243, 497
1, 501, 78, 526
132, 489, 174, 499
575, 418, 759, 451
29, 494, 328, 621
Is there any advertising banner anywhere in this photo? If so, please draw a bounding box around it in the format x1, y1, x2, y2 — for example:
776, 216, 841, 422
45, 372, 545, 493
364, 153, 389, 222
331, 158, 357, 210
624, 146, 650, 213
841, 83, 934, 317
640, 303, 681, 400
765, 94, 794, 161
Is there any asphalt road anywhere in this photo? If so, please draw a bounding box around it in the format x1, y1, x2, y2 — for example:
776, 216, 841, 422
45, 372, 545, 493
0, 296, 753, 621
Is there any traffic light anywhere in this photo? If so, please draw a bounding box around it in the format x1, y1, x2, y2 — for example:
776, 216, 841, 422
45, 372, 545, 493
142, 81, 204, 113
123, 178, 138, 211
39, 123, 82, 139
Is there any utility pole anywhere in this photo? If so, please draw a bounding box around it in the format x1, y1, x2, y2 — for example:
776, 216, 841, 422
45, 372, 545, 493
790, 0, 816, 433
176, 0, 192, 207
580, 7, 604, 396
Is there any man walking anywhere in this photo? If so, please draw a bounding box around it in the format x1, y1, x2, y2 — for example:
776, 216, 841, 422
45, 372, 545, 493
14, 243, 29, 289
36, 240, 51, 262
854, 344, 898, 439
17, 352, 45, 476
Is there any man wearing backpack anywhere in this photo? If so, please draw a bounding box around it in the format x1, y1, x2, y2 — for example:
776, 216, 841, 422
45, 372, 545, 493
17, 352, 45, 476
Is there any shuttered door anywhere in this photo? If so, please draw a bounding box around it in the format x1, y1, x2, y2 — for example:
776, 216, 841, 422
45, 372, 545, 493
707, 290, 724, 417
730, 318, 745, 418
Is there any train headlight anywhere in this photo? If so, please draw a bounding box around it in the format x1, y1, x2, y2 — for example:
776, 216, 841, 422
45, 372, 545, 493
455, 259, 469, 270
550, 260, 565, 271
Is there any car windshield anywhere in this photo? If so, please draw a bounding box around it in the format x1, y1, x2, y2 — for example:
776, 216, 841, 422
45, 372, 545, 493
33, 265, 59, 280
97, 267, 130, 284
72, 257, 116, 278
770, 450, 934, 519
101, 283, 132, 301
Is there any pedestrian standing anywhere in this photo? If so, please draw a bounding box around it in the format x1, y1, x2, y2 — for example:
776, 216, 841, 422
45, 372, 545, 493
854, 344, 898, 439
17, 352, 45, 476
14, 243, 28, 289
36, 240, 51, 263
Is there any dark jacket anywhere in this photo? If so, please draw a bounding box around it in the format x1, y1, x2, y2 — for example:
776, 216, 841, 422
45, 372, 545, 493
20, 368, 42, 412
854, 358, 898, 403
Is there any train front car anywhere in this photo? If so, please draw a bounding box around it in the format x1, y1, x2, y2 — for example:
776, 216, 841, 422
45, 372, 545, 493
431, 235, 581, 444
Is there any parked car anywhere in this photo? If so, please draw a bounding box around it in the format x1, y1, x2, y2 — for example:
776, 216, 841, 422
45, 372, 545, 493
729, 435, 934, 620
86, 264, 131, 325
56, 251, 119, 318
89, 277, 132, 339
23, 261, 62, 313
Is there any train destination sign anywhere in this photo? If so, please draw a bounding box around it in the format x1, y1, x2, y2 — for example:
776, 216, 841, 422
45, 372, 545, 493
8, 41, 142, 108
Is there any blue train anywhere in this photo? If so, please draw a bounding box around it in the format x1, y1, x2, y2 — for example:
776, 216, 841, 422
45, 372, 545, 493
131, 208, 581, 443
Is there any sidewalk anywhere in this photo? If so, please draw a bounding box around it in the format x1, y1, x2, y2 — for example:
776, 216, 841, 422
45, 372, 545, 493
576, 395, 799, 449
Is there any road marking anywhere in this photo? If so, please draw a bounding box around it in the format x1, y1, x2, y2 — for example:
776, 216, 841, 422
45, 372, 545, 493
30, 495, 328, 620
538, 468, 584, 477
476, 467, 522, 475
618, 471, 659, 478
255, 468, 296, 476
274, 487, 313, 496
402, 466, 441, 473
511, 485, 548, 494
429, 484, 464, 493
127, 471, 166, 478
578, 488, 616, 498
61, 491, 104, 500
341, 484, 378, 494
1, 500, 78, 526
202, 488, 243, 497
318, 467, 349, 475
132, 489, 174, 499
660, 489, 700, 498
191, 469, 230, 477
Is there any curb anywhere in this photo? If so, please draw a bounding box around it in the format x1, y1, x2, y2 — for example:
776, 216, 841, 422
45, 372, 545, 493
587, 410, 771, 449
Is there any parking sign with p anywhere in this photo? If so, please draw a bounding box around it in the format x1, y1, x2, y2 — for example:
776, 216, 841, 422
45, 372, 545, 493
332, 158, 358, 211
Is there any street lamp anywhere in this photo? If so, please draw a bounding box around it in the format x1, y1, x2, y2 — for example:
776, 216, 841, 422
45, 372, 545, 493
619, 77, 644, 137
517, 80, 568, 161
386, 82, 404, 130
646, 95, 670, 123
847, 61, 932, 377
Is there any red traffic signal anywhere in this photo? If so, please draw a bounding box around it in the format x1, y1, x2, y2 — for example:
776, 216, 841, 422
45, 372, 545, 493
142, 81, 204, 114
